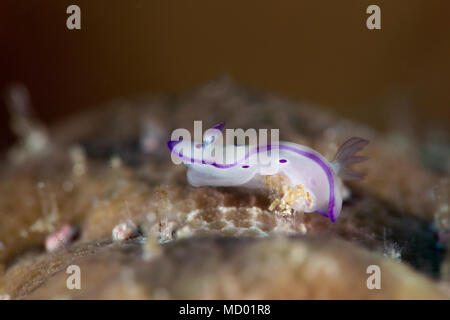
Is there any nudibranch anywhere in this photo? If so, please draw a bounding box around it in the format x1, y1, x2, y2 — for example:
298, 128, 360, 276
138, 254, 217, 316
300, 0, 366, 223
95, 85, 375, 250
167, 122, 368, 222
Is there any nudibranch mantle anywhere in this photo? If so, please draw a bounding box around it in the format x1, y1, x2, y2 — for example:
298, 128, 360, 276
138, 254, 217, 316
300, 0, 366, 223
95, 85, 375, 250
168, 122, 369, 222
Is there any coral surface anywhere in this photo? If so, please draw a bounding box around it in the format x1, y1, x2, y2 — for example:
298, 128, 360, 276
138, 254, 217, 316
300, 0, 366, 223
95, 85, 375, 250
0, 78, 448, 299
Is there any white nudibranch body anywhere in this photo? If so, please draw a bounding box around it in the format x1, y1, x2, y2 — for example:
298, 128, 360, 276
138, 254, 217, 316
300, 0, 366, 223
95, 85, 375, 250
168, 122, 369, 222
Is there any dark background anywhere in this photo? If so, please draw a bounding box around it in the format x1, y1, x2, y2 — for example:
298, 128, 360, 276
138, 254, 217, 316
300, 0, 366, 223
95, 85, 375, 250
1, 0, 449, 150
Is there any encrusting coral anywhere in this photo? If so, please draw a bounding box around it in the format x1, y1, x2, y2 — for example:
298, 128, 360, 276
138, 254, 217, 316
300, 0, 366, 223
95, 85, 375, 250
0, 78, 448, 299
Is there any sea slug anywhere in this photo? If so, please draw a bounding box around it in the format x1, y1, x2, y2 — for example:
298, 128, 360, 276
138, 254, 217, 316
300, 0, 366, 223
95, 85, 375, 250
167, 122, 368, 222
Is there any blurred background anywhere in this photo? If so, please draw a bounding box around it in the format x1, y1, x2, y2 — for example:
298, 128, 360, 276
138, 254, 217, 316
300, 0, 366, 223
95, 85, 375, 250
1, 0, 449, 150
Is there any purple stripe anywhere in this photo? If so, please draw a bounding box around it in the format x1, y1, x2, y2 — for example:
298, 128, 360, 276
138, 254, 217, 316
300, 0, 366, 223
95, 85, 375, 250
278, 145, 336, 222
168, 142, 337, 222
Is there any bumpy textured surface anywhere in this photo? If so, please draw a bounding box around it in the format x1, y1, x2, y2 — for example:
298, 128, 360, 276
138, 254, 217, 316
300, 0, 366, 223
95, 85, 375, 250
0, 78, 448, 299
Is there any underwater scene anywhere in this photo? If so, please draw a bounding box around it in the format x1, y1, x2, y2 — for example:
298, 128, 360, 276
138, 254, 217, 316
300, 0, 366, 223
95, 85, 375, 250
0, 1, 449, 302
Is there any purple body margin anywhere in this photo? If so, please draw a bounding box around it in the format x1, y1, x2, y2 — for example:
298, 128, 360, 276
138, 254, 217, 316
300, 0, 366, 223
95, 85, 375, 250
167, 140, 337, 222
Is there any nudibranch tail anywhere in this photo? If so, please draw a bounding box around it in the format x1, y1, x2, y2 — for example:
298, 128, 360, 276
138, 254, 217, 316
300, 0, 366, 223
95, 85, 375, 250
331, 137, 369, 180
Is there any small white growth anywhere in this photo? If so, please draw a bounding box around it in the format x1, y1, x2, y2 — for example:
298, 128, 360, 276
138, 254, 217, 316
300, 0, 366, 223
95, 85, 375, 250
5, 84, 51, 164
145, 218, 177, 244
383, 244, 402, 260
109, 155, 122, 169
382, 228, 402, 260
69, 145, 87, 177
112, 220, 139, 241
32, 182, 59, 233
299, 223, 307, 234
